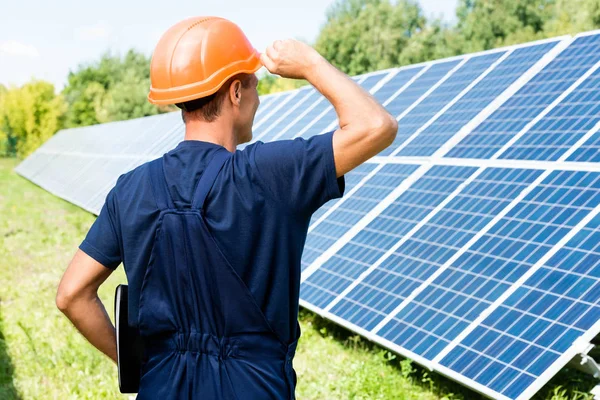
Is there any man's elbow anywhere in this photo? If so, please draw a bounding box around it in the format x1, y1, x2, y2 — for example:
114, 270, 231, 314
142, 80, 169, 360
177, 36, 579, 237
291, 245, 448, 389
56, 285, 80, 314
370, 112, 398, 149
56, 289, 72, 313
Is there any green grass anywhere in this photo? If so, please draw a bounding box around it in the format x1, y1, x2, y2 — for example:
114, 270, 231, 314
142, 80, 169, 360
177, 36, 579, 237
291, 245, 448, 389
0, 157, 597, 399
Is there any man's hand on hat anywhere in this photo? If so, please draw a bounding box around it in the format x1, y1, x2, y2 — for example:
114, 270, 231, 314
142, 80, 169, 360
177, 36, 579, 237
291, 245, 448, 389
260, 39, 325, 80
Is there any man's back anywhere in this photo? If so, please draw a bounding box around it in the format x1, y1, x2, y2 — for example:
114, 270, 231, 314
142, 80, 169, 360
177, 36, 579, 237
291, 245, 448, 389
80, 133, 344, 345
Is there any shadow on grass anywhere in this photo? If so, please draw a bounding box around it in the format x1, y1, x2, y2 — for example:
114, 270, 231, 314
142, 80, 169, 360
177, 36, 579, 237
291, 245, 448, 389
0, 301, 21, 400
299, 309, 599, 400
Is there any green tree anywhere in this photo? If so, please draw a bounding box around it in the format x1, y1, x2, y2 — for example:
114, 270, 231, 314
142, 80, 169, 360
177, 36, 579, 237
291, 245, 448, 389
315, 0, 426, 75
62, 49, 164, 127
455, 0, 554, 51
543, 0, 600, 36
0, 80, 67, 157
397, 21, 464, 65
101, 69, 160, 122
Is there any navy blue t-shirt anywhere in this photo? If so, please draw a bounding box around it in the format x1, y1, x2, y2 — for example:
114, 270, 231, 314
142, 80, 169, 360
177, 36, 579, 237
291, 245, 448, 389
79, 131, 344, 344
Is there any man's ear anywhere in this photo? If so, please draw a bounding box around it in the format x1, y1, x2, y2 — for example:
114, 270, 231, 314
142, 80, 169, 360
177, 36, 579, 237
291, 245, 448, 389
229, 80, 242, 106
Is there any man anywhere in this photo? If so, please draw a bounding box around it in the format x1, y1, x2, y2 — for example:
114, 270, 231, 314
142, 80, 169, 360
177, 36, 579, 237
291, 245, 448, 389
56, 16, 397, 399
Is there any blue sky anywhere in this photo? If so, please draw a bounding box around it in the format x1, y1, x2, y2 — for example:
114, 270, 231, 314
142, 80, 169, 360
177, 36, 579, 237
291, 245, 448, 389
0, 0, 457, 89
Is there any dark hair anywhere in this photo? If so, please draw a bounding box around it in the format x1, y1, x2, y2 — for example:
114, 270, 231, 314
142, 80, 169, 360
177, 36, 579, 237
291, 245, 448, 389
178, 74, 253, 123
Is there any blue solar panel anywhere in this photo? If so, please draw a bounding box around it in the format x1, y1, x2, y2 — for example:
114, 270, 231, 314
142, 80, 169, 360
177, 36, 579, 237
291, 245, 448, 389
254, 88, 315, 142
358, 71, 391, 92
448, 34, 600, 159
382, 60, 462, 121
303, 164, 418, 272
399, 41, 560, 157
500, 66, 600, 160
251, 91, 297, 139
301, 165, 476, 309
440, 174, 600, 400
330, 168, 543, 332
380, 52, 506, 156
378, 170, 599, 367
568, 131, 600, 162
275, 97, 330, 140
255, 94, 277, 120
372, 66, 424, 104
297, 72, 390, 139
309, 163, 378, 226
302, 164, 384, 271
259, 89, 321, 142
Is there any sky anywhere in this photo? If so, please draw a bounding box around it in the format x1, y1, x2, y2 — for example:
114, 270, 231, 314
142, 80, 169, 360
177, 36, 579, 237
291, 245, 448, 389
0, 0, 458, 90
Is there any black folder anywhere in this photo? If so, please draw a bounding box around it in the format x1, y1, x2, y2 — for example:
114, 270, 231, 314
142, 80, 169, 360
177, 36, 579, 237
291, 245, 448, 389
114, 284, 144, 393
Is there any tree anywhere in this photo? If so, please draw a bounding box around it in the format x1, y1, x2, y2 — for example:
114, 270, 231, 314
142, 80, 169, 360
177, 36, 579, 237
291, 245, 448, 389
543, 0, 600, 36
0, 80, 67, 157
101, 69, 160, 122
315, 0, 426, 75
397, 21, 464, 65
62, 49, 165, 127
455, 0, 554, 51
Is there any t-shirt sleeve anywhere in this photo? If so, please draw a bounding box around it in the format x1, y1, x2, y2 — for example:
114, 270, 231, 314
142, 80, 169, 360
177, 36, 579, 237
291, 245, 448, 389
79, 186, 122, 269
252, 130, 345, 215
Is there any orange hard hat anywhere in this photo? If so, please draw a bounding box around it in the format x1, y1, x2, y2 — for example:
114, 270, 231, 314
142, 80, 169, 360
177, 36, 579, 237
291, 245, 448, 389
148, 17, 262, 105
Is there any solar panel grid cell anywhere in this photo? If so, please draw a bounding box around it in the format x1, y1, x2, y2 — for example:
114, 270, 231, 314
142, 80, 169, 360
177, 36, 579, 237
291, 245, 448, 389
401, 41, 560, 157
439, 174, 600, 400
380, 52, 506, 156
300, 165, 476, 309
303, 163, 382, 271
499, 65, 600, 161
567, 130, 600, 162
384, 60, 462, 121
448, 34, 600, 159
330, 168, 543, 333
373, 67, 425, 104
256, 88, 319, 142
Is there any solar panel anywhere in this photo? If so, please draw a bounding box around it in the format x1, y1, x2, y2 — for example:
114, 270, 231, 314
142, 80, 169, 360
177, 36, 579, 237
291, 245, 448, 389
437, 171, 600, 400
372, 66, 425, 104
447, 33, 600, 159
15, 31, 600, 400
568, 130, 600, 162
301, 165, 477, 308
380, 52, 508, 155
498, 63, 600, 161
398, 40, 562, 157
303, 163, 418, 272
254, 87, 318, 142
251, 90, 301, 140
328, 168, 543, 331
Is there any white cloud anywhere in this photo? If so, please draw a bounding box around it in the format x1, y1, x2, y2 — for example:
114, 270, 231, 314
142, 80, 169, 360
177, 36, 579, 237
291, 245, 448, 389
79, 22, 112, 40
0, 40, 39, 58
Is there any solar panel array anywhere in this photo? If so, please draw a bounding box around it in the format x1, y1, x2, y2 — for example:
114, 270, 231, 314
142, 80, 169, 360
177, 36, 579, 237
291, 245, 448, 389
16, 31, 600, 400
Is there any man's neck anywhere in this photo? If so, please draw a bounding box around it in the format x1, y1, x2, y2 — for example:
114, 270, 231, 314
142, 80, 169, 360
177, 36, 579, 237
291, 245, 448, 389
184, 119, 237, 152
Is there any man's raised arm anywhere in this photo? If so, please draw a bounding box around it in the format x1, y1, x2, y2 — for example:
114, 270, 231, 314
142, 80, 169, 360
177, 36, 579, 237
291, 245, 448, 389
260, 40, 398, 177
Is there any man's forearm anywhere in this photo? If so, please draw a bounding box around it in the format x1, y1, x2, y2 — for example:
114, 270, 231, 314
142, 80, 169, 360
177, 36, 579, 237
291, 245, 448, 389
60, 295, 118, 364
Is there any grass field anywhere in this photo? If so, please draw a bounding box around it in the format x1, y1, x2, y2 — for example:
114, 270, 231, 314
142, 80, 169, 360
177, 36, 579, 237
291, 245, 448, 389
0, 156, 597, 399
